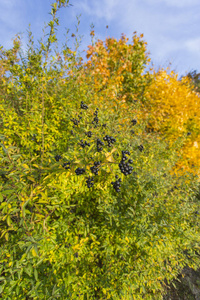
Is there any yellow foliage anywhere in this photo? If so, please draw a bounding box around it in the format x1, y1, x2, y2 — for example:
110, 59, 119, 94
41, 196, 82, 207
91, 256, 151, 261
142, 69, 200, 176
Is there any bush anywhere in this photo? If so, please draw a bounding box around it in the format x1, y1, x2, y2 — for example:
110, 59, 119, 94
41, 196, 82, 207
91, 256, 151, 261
0, 1, 200, 299
1, 102, 200, 299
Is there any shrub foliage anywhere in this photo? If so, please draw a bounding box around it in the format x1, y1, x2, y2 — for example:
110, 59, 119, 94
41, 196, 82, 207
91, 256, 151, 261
0, 1, 200, 299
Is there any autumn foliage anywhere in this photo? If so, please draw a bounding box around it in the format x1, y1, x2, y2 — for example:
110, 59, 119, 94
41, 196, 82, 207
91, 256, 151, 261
141, 69, 200, 177
77, 32, 200, 179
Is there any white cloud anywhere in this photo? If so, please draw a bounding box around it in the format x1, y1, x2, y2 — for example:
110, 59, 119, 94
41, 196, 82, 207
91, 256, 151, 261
97, 0, 200, 72
73, 0, 120, 21
70, 0, 200, 74
144, 0, 199, 7
185, 37, 200, 53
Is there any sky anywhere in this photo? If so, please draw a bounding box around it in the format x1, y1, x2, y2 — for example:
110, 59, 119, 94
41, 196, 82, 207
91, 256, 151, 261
0, 0, 200, 77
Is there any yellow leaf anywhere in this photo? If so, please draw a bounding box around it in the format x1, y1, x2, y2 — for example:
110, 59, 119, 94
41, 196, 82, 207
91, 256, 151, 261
5, 232, 9, 241
23, 164, 29, 169
32, 248, 37, 257
21, 253, 27, 261
27, 176, 35, 182
125, 237, 129, 243
7, 215, 11, 226
105, 147, 117, 163
102, 288, 107, 295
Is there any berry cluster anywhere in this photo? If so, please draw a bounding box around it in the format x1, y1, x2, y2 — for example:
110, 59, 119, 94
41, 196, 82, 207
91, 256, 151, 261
79, 140, 90, 148
103, 135, 116, 147
92, 108, 99, 125
85, 131, 93, 138
67, 101, 141, 192
131, 119, 137, 126
138, 145, 144, 152
111, 175, 122, 193
75, 167, 86, 175
80, 101, 88, 110
96, 138, 104, 152
63, 162, 70, 170
90, 161, 101, 175
71, 118, 80, 126
118, 150, 133, 176
86, 176, 94, 188
55, 155, 62, 162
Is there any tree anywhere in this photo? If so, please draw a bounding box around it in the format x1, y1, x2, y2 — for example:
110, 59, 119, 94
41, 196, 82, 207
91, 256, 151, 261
186, 70, 200, 93
140, 69, 200, 177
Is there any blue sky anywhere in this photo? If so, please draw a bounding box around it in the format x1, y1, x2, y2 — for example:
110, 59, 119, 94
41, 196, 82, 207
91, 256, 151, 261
0, 0, 200, 77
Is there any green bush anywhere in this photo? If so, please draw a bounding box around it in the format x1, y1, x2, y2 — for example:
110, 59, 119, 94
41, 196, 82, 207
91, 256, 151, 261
1, 103, 200, 299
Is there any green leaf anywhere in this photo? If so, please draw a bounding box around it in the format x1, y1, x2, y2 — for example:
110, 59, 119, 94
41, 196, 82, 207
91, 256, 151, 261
25, 264, 33, 277
0, 277, 5, 281
34, 269, 38, 281
22, 199, 30, 217
0, 193, 3, 202
0, 285, 4, 293
3, 190, 14, 195
16, 285, 20, 295
0, 135, 6, 141
0, 143, 7, 155
7, 216, 11, 226
36, 258, 44, 266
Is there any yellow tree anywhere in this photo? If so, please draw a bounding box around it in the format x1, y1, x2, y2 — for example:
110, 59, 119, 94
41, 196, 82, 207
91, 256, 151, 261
74, 31, 152, 131
142, 69, 200, 177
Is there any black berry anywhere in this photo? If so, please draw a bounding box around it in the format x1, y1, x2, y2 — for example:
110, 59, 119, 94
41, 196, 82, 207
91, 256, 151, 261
96, 138, 104, 152
75, 167, 85, 175
86, 176, 94, 188
131, 119, 137, 126
79, 140, 90, 149
138, 145, 144, 152
63, 162, 70, 170
111, 178, 122, 192
55, 155, 62, 162
80, 101, 88, 110
71, 118, 79, 126
85, 131, 93, 138
118, 150, 133, 176
91, 161, 101, 175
